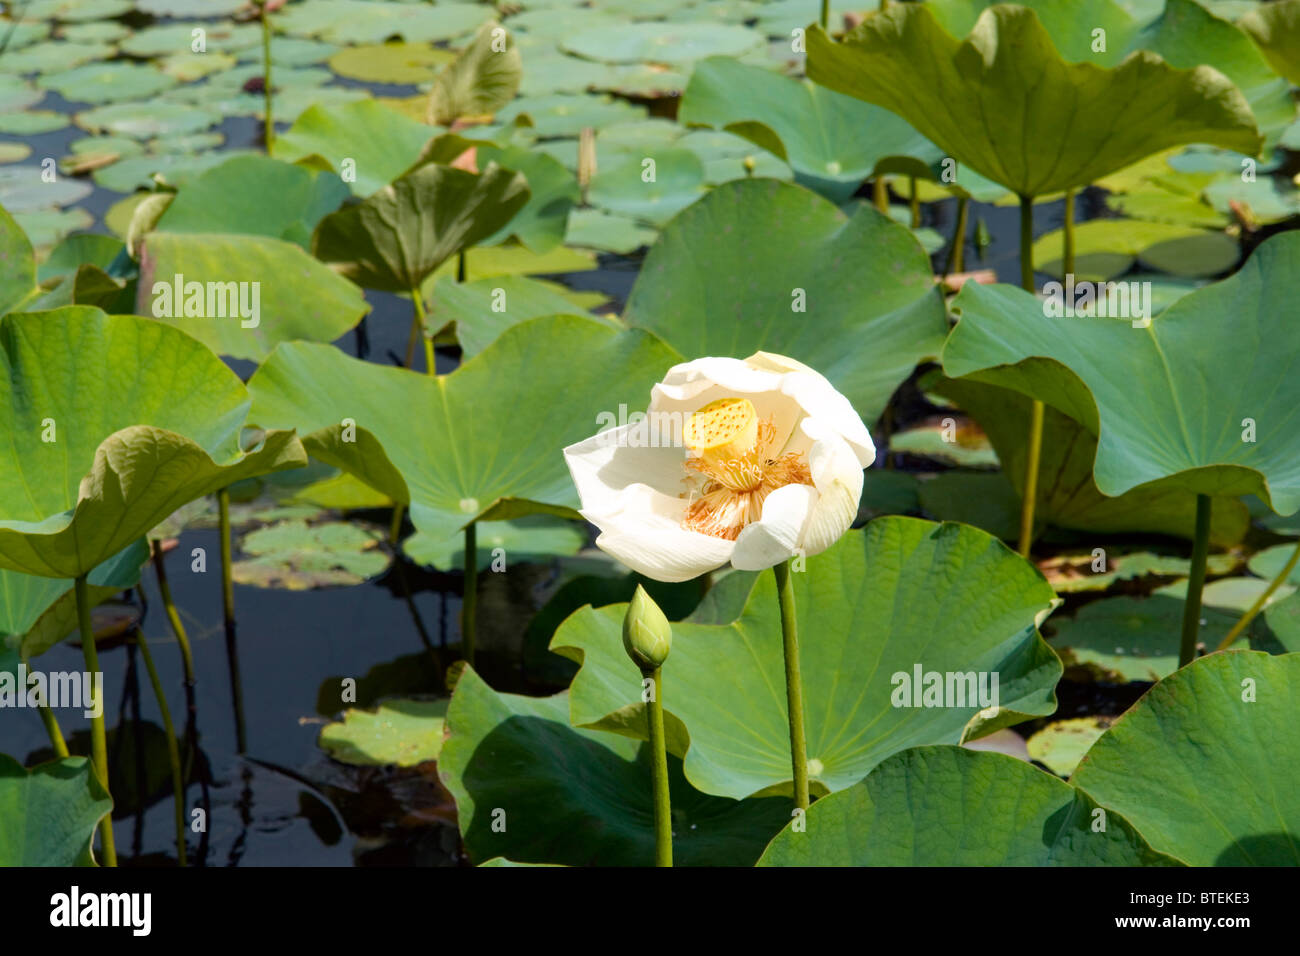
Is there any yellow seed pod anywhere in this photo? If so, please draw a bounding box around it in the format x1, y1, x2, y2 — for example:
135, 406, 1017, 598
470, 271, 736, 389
683, 397, 758, 460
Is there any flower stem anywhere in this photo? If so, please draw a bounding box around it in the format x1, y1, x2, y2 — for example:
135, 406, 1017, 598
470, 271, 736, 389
389, 503, 405, 546
35, 675, 69, 758
942, 195, 968, 277
150, 539, 198, 780
217, 488, 247, 754
259, 0, 273, 152
873, 176, 888, 214
1062, 187, 1076, 281
642, 665, 672, 866
1217, 537, 1300, 651
411, 288, 435, 376
772, 560, 809, 810
1017, 192, 1043, 558
461, 521, 477, 665
820, 0, 829, 29
1179, 494, 1213, 667
75, 575, 116, 867
135, 629, 187, 867
909, 176, 920, 228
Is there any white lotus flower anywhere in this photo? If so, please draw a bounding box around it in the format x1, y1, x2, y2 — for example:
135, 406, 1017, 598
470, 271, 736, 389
564, 352, 876, 582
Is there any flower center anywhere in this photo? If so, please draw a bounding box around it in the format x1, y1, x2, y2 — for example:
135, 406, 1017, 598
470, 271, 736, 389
680, 397, 812, 541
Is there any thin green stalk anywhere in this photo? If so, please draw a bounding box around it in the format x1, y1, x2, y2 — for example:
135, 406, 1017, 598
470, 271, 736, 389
1180, 495, 1213, 667
1218, 537, 1300, 651
75, 575, 116, 867
643, 665, 671, 866
412, 289, 435, 376
135, 630, 187, 867
259, 0, 273, 151
150, 539, 198, 780
1062, 187, 1076, 280
873, 177, 888, 214
820, 0, 830, 30
36, 683, 69, 758
403, 312, 421, 368
389, 503, 405, 546
457, 251, 467, 283
461, 521, 477, 665
217, 488, 247, 754
942, 195, 969, 277
909, 176, 920, 228
772, 560, 808, 810
1017, 193, 1043, 558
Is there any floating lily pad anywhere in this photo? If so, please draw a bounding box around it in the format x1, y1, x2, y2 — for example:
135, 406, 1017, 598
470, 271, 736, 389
1040, 549, 1240, 594
11, 207, 92, 249
158, 51, 238, 83
41, 62, 176, 105
564, 207, 657, 254
1263, 591, 1300, 652
623, 178, 947, 424
278, 0, 489, 44
495, 93, 645, 137
553, 518, 1062, 800
562, 21, 763, 64
0, 40, 114, 74
438, 666, 792, 866
234, 519, 389, 590
0, 77, 42, 111
756, 746, 1178, 866
273, 99, 434, 196
0, 144, 31, 164
944, 232, 1300, 516
0, 754, 111, 866
587, 148, 706, 226
0, 110, 69, 134
1072, 651, 1300, 865
0, 166, 92, 211
326, 41, 453, 84
248, 316, 680, 544
434, 242, 597, 281
429, 274, 611, 357
890, 421, 998, 468
319, 698, 448, 767
1047, 595, 1241, 683
807, 3, 1262, 197
1031, 218, 1240, 280
1248, 542, 1300, 586
120, 22, 261, 58
76, 101, 220, 139
238, 36, 339, 67
136, 0, 245, 15
1026, 718, 1113, 778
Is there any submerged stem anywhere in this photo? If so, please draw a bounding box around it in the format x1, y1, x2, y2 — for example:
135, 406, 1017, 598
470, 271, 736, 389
1016, 193, 1043, 558
151, 539, 198, 781
461, 521, 477, 665
772, 560, 809, 810
217, 488, 247, 754
75, 575, 116, 867
1179, 495, 1213, 668
1218, 537, 1300, 651
643, 665, 672, 866
135, 630, 187, 867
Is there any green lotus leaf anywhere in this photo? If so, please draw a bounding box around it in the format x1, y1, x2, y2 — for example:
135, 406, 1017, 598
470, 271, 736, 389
0, 540, 147, 659
0, 204, 38, 315
326, 42, 452, 84
312, 160, 529, 294
120, 22, 260, 58
564, 208, 658, 254
943, 232, 1300, 515
587, 148, 706, 226
1046, 594, 1242, 683
155, 155, 349, 246
474, 145, 576, 253
319, 698, 448, 767
1241, 0, 1300, 85
1264, 592, 1300, 653
277, 0, 489, 44
428, 274, 612, 357
1072, 650, 1300, 865
0, 166, 91, 213
1026, 717, 1113, 778
37, 234, 124, 286
136, 0, 244, 15
0, 308, 308, 578
931, 376, 1249, 545
1249, 542, 1300, 586
623, 178, 946, 424
679, 56, 938, 204
1030, 217, 1240, 280
11, 208, 92, 250
76, 101, 221, 139
1205, 173, 1300, 225
273, 100, 435, 197
240, 36, 339, 68
0, 754, 112, 866
757, 746, 1180, 866
40, 62, 177, 105
807, 3, 1262, 198
136, 231, 369, 361
233, 519, 389, 590
247, 315, 681, 543
561, 20, 762, 63
552, 518, 1062, 800
495, 93, 646, 138
439, 666, 791, 866
428, 20, 522, 126
25, 0, 130, 18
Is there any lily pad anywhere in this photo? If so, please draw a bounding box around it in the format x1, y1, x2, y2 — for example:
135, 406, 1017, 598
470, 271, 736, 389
24, 0, 130, 18
273, 99, 435, 196
136, 231, 369, 361
807, 3, 1262, 198
944, 232, 1300, 516
0, 166, 91, 211
0, 41, 114, 75
564, 208, 657, 254
136, 0, 245, 15
404, 515, 586, 572
319, 698, 448, 767
1263, 591, 1300, 652
247, 315, 681, 543
438, 666, 792, 866
312, 161, 530, 293
40, 62, 176, 105
120, 23, 261, 58
1072, 650, 1300, 865
0, 110, 69, 134
889, 421, 998, 468
234, 519, 389, 590
326, 42, 453, 84
1030, 218, 1241, 280
587, 148, 706, 226
495, 93, 645, 138
0, 308, 307, 578
562, 21, 763, 64
552, 518, 1062, 800
277, 0, 489, 44
623, 177, 946, 424
1026, 718, 1113, 778
76, 101, 220, 139
679, 56, 938, 203
757, 745, 1179, 866
475, 144, 576, 253
0, 754, 111, 866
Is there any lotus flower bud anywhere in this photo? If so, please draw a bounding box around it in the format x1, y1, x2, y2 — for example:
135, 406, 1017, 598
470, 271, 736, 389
622, 585, 672, 671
